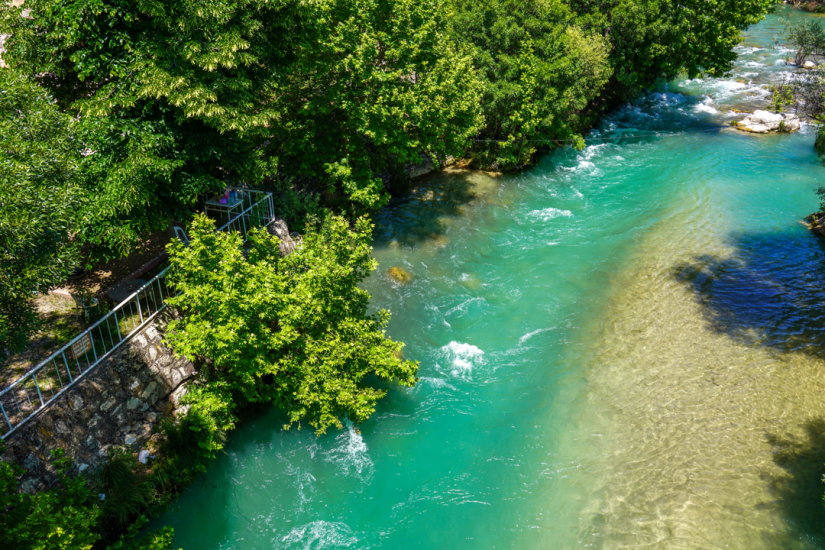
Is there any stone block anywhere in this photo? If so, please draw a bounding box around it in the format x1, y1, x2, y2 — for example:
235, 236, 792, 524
126, 398, 141, 410
141, 381, 158, 400
100, 397, 117, 412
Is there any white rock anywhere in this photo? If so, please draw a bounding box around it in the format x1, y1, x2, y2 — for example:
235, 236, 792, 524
803, 60, 817, 69
735, 110, 800, 133
138, 450, 151, 464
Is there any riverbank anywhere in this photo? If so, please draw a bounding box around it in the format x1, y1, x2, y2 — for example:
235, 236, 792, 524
789, 0, 825, 13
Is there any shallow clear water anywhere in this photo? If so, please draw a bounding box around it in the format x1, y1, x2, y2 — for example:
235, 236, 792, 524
156, 7, 825, 548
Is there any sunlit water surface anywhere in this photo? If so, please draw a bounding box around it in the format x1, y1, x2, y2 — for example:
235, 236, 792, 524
156, 7, 825, 548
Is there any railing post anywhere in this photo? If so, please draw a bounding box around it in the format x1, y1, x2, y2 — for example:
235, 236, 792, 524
32, 375, 45, 407
136, 292, 144, 324
89, 329, 98, 363
52, 359, 64, 389
0, 402, 11, 430
62, 352, 73, 383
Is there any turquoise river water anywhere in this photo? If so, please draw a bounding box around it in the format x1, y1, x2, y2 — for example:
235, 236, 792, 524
157, 7, 825, 549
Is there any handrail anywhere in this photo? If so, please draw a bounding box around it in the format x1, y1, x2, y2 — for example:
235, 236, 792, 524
0, 189, 276, 439
0, 267, 174, 438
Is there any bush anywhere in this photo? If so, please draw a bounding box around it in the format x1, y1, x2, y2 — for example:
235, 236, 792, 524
787, 20, 825, 66
0, 447, 180, 550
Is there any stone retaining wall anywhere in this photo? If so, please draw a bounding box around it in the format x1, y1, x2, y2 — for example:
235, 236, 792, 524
0, 310, 196, 492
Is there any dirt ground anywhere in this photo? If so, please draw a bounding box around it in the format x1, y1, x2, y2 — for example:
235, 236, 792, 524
58, 228, 172, 299
1, 229, 172, 387
0, 294, 84, 387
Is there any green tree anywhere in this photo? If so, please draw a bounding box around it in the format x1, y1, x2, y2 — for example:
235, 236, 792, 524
165, 214, 418, 438
449, 0, 611, 169
1, 0, 483, 218
787, 20, 825, 66
0, 72, 82, 357
567, 0, 776, 100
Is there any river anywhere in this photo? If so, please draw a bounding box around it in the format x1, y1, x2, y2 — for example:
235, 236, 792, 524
156, 6, 825, 548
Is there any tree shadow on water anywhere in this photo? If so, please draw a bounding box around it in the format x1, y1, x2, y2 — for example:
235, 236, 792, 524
672, 229, 825, 359
372, 169, 496, 249
763, 418, 825, 546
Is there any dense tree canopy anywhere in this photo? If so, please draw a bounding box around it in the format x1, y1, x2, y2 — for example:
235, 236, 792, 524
449, 0, 611, 169
0, 0, 483, 215
567, 0, 777, 100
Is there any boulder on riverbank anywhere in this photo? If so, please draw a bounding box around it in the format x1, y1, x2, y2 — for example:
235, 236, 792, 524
732, 110, 801, 133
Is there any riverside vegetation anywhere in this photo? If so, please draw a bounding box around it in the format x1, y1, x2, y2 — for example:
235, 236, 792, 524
775, 19, 825, 220
0, 0, 789, 548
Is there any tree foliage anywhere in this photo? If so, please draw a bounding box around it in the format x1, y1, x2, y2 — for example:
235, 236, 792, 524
774, 22, 825, 208
449, 0, 611, 169
0, 451, 101, 550
447, 0, 774, 169
0, 0, 483, 215
0, 448, 176, 550
787, 19, 825, 66
567, 0, 776, 100
0, 72, 81, 357
165, 214, 418, 436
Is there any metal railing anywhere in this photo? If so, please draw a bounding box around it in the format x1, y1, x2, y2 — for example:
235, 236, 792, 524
215, 188, 275, 241
0, 188, 276, 439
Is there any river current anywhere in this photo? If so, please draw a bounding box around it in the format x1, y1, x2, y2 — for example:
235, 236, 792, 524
157, 7, 825, 549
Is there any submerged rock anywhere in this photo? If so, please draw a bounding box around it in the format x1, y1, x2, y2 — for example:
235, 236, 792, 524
732, 110, 800, 133
805, 212, 825, 237
386, 266, 413, 285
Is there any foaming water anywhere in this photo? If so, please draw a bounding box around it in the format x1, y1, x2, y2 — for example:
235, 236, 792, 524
155, 6, 825, 548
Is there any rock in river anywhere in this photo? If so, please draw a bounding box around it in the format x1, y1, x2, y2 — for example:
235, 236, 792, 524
386, 266, 412, 285
733, 110, 800, 133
